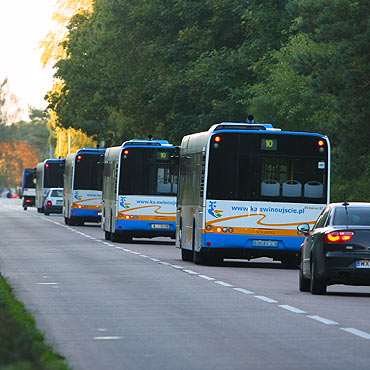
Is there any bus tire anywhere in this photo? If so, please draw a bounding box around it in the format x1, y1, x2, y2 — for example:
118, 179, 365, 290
121, 235, 132, 243
281, 256, 300, 269
104, 230, 111, 240
37, 208, 42, 213
23, 206, 27, 211
181, 248, 193, 262
111, 232, 120, 243
44, 211, 49, 216
64, 217, 69, 225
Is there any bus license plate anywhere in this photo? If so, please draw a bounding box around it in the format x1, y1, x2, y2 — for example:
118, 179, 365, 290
252, 240, 278, 248
356, 260, 370, 268
151, 224, 170, 230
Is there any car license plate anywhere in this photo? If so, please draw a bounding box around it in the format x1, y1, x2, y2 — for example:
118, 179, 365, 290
151, 224, 170, 230
252, 240, 278, 248
356, 259, 370, 268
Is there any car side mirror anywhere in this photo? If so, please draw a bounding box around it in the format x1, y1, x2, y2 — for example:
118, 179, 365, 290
297, 223, 310, 236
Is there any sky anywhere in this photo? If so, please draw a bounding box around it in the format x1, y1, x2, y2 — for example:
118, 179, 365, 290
0, 0, 57, 121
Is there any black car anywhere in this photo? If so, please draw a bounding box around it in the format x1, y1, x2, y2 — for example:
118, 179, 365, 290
298, 202, 370, 295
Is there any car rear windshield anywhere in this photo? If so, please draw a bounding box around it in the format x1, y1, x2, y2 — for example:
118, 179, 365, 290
333, 207, 370, 226
50, 189, 63, 197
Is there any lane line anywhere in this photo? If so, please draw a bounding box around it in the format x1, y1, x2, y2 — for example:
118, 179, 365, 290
93, 336, 122, 340
183, 269, 198, 275
340, 328, 370, 340
198, 275, 216, 281
254, 296, 278, 303
233, 287, 254, 295
279, 305, 306, 314
307, 315, 339, 325
215, 281, 234, 287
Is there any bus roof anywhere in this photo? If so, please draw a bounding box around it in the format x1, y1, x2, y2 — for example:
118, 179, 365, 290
122, 139, 174, 147
76, 147, 106, 154
209, 122, 280, 132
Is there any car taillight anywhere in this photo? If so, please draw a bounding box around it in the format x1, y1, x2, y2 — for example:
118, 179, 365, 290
325, 231, 354, 243
47, 201, 52, 206
26, 199, 31, 203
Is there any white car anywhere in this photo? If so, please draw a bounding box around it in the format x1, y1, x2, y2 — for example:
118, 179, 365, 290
44, 188, 64, 216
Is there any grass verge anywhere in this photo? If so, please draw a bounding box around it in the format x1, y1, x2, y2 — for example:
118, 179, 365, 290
0, 274, 71, 370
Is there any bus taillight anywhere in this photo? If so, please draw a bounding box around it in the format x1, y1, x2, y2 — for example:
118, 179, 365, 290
318, 140, 325, 147
77, 155, 83, 160
214, 136, 221, 143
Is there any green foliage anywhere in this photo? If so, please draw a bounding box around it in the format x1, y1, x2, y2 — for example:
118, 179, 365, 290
0, 275, 70, 370
46, 0, 369, 200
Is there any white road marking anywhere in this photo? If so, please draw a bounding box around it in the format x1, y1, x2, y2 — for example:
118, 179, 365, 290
198, 275, 216, 281
254, 296, 278, 303
215, 281, 234, 287
233, 287, 254, 295
171, 265, 184, 269
340, 328, 370, 339
307, 315, 338, 325
279, 305, 306, 314
183, 269, 198, 275
93, 336, 122, 340
123, 249, 131, 252
37, 282, 58, 285
97, 328, 108, 332
150, 258, 160, 262
159, 261, 171, 266
139, 254, 149, 258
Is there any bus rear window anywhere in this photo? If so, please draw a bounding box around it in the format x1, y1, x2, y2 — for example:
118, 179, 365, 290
74, 154, 103, 191
44, 163, 65, 188
207, 132, 328, 204
119, 148, 177, 196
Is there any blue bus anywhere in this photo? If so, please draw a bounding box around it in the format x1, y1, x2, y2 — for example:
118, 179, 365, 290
176, 122, 330, 266
63, 147, 106, 225
102, 139, 178, 242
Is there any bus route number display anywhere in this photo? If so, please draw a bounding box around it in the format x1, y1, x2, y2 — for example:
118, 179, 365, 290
157, 151, 169, 160
261, 138, 277, 151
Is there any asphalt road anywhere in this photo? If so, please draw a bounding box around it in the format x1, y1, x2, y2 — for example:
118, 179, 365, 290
1, 198, 370, 370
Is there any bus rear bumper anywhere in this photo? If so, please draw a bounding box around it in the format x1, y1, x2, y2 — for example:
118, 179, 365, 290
70, 208, 102, 223
115, 219, 176, 239
201, 234, 302, 260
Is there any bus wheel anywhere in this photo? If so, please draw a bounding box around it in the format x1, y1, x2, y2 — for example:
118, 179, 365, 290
23, 206, 27, 211
37, 208, 42, 213
44, 211, 50, 216
181, 248, 193, 262
104, 230, 111, 240
193, 250, 206, 265
64, 217, 69, 225
121, 235, 132, 243
111, 232, 120, 243
281, 256, 300, 269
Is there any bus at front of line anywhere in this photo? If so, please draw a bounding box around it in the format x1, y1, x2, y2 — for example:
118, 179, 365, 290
21, 167, 36, 210
35, 158, 65, 213
177, 122, 330, 266
63, 147, 106, 226
102, 139, 178, 242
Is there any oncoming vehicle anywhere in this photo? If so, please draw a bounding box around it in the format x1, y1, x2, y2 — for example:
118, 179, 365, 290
21, 168, 36, 210
64, 148, 106, 226
298, 202, 370, 295
177, 122, 330, 266
102, 139, 178, 242
36, 159, 65, 213
44, 188, 64, 216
